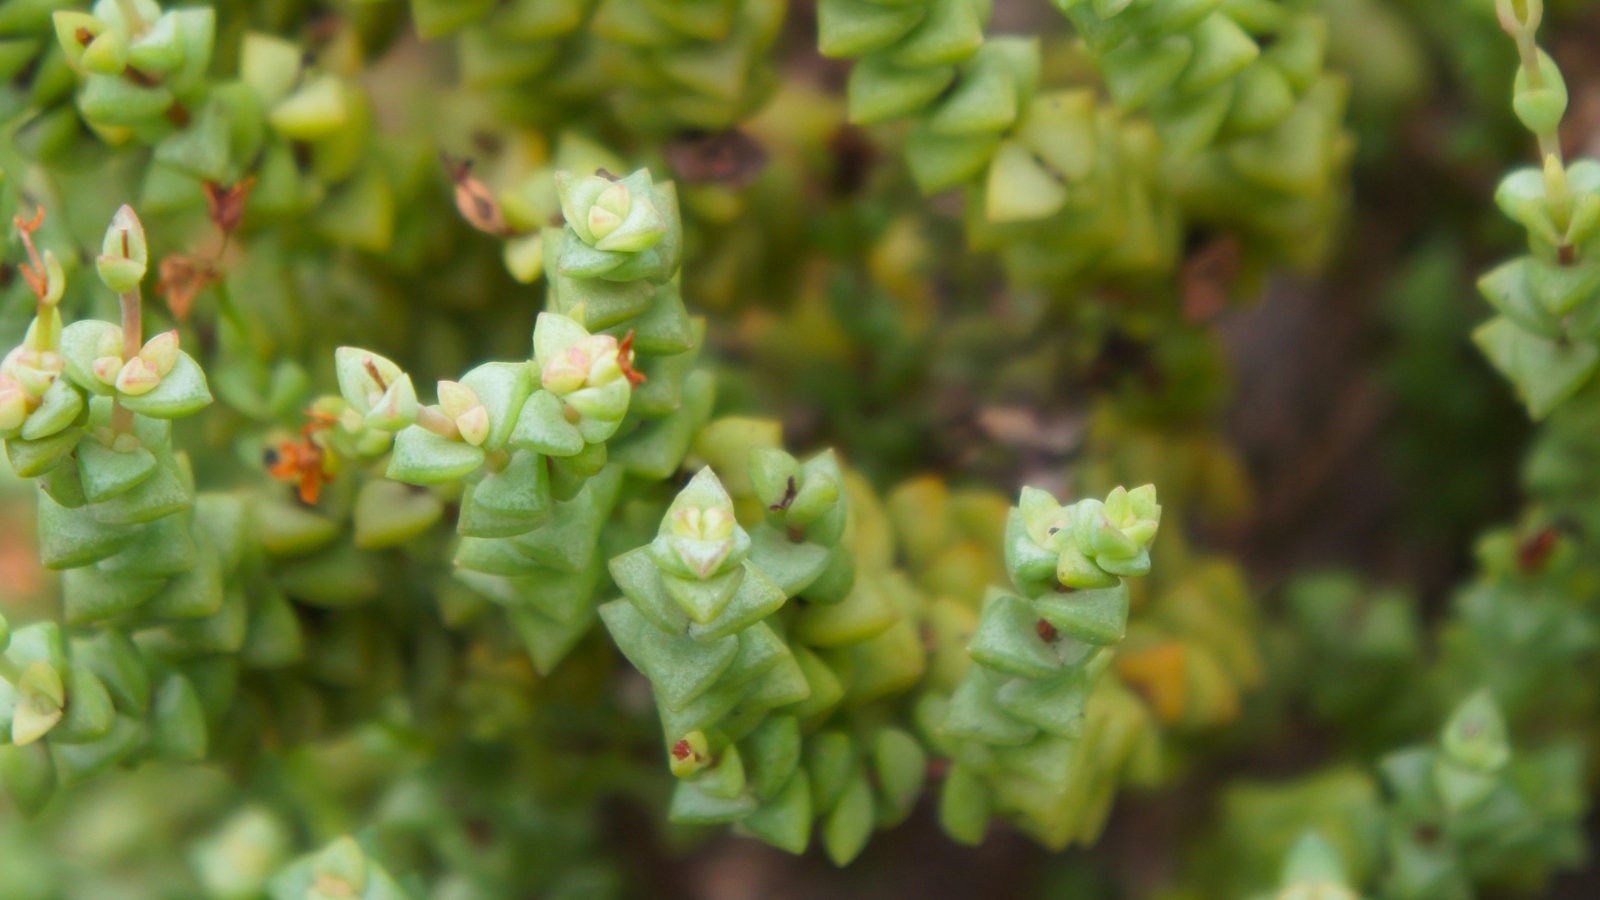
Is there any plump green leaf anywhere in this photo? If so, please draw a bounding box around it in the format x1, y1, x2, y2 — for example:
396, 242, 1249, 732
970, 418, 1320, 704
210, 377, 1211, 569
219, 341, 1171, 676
600, 600, 739, 710
939, 763, 990, 845
353, 480, 443, 548
739, 770, 811, 853
50, 664, 115, 745
1474, 316, 1600, 419
0, 742, 56, 817
822, 771, 875, 865
388, 425, 486, 484
77, 435, 158, 504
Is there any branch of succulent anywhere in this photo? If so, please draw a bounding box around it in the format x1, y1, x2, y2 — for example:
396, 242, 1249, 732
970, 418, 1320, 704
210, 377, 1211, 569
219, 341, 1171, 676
1186, 4, 1595, 895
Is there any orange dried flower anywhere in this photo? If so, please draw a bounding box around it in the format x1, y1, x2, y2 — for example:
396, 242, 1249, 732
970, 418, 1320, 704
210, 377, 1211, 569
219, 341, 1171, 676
263, 411, 339, 504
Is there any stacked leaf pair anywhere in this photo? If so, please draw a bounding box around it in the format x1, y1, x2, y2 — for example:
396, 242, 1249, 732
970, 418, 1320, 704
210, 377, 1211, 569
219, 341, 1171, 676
1375, 692, 1584, 898
883, 477, 1158, 845
821, 0, 1009, 181
416, 0, 783, 134
603, 441, 935, 863
871, 473, 1173, 851
601, 447, 830, 847
602, 466, 806, 834
449, 450, 624, 675
542, 168, 713, 483
935, 483, 1161, 848
1474, 160, 1600, 418
1446, 0, 1600, 744
26, 216, 216, 630
820, 1, 1177, 285
1053, 0, 1353, 271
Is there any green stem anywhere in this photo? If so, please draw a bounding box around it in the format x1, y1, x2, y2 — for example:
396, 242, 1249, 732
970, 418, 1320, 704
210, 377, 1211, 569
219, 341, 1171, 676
484, 448, 510, 472
111, 285, 142, 434
1544, 155, 1573, 238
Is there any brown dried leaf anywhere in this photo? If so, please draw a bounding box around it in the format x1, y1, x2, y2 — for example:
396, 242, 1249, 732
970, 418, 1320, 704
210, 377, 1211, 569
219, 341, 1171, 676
442, 153, 512, 236
157, 254, 217, 321
203, 177, 255, 234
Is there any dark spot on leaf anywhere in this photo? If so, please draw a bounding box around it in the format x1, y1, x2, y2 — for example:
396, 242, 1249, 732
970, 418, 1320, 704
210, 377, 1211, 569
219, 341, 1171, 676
769, 475, 798, 512
1036, 618, 1059, 642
